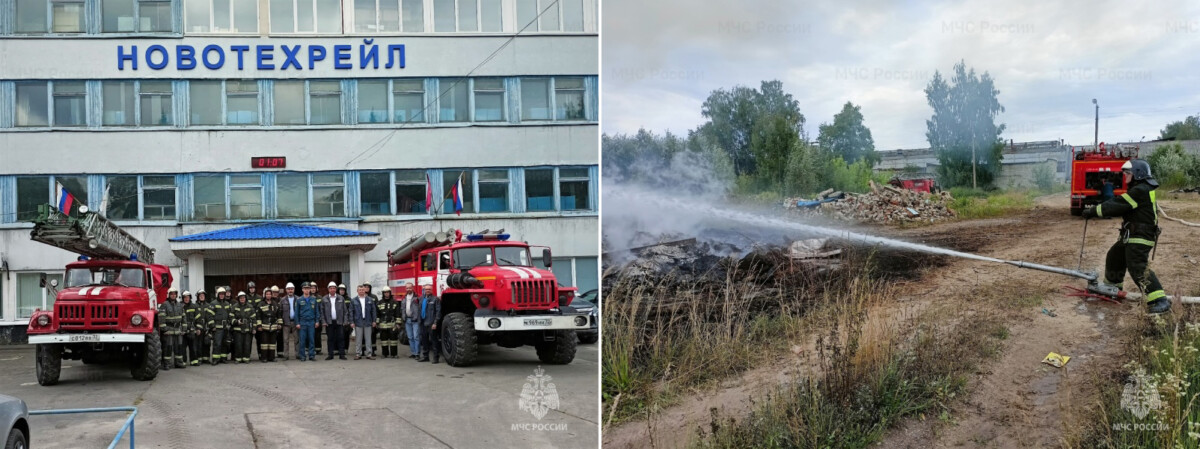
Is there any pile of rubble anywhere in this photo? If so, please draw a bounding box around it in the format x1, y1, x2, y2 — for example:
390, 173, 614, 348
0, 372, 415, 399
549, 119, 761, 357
785, 181, 957, 224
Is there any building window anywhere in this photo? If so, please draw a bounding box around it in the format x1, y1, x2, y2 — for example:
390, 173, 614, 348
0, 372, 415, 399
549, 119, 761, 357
229, 175, 263, 219
106, 176, 140, 220
309, 81, 343, 125
102, 81, 136, 126
559, 167, 590, 210
432, 0, 454, 32
193, 175, 226, 220
473, 78, 504, 122
312, 173, 345, 217
138, 0, 172, 32
16, 177, 50, 221
102, 0, 135, 32
52, 82, 86, 126
520, 78, 549, 121
480, 0, 501, 32
477, 169, 509, 212
524, 168, 554, 211
15, 82, 49, 127
55, 176, 89, 210
442, 170, 473, 213
517, 0, 582, 32
18, 273, 61, 319
402, 0, 423, 31
143, 176, 177, 219
52, 0, 85, 33
395, 170, 427, 213
270, 0, 342, 33
273, 81, 306, 125
562, 0, 583, 31
357, 80, 389, 124
555, 77, 585, 121
353, 0, 402, 32
360, 172, 391, 215
139, 81, 173, 126
393, 79, 424, 123
16, 0, 49, 33
438, 78, 468, 123
276, 173, 308, 218
226, 80, 260, 125
186, 0, 258, 33
430, 0, 500, 32
189, 81, 223, 125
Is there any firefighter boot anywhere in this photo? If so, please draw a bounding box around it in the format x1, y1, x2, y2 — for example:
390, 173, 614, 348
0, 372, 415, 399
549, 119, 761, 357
1148, 296, 1171, 315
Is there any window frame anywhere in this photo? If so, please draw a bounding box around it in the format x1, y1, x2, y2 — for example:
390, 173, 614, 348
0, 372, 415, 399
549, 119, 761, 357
269, 0, 344, 34
138, 80, 175, 127
522, 166, 594, 213
307, 80, 345, 125
228, 174, 265, 220
393, 169, 430, 215
184, 0, 260, 34
106, 174, 179, 222
553, 76, 586, 121
471, 77, 506, 122
14, 80, 51, 128
310, 172, 347, 218
475, 168, 510, 213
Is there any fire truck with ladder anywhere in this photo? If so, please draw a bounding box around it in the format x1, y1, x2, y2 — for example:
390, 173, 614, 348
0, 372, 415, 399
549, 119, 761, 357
387, 229, 588, 367
25, 204, 171, 385
1070, 142, 1139, 216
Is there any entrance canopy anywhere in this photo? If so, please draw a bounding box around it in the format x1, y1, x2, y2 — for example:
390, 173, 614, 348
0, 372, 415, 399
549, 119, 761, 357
169, 222, 380, 259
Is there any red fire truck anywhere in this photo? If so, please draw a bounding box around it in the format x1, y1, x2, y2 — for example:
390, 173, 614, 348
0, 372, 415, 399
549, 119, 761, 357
387, 230, 588, 367
25, 204, 171, 385
1070, 142, 1138, 216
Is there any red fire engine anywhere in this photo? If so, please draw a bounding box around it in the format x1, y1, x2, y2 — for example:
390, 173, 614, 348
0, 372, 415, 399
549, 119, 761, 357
387, 230, 588, 367
25, 204, 172, 385
1070, 142, 1138, 216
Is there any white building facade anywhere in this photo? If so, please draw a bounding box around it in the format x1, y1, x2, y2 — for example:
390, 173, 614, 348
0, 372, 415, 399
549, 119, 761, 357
0, 0, 599, 337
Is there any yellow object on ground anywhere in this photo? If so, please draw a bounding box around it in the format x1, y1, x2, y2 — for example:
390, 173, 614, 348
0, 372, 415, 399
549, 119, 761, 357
1042, 352, 1071, 368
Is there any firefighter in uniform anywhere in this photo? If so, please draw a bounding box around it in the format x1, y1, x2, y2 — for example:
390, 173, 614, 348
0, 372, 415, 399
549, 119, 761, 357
181, 291, 197, 366
310, 283, 324, 356
231, 292, 256, 363
193, 290, 214, 365
376, 289, 399, 358
246, 281, 264, 361
157, 288, 186, 370
1083, 159, 1171, 314
257, 286, 283, 362
211, 287, 233, 365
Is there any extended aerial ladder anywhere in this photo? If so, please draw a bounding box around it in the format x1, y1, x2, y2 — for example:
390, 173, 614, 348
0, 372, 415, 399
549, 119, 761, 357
30, 204, 155, 264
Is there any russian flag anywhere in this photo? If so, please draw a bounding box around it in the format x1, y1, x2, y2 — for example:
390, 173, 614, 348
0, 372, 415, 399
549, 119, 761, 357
56, 182, 76, 215
425, 173, 433, 214
450, 173, 464, 216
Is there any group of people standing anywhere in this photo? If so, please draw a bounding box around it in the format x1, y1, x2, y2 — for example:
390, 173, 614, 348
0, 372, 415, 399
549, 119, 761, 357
155, 280, 445, 369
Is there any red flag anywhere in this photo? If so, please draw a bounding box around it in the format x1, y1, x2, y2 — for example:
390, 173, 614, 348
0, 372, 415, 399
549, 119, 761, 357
425, 174, 433, 214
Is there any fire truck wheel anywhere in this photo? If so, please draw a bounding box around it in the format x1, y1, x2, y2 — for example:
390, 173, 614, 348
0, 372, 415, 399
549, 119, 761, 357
131, 332, 161, 381
441, 312, 478, 367
35, 344, 62, 386
536, 331, 577, 365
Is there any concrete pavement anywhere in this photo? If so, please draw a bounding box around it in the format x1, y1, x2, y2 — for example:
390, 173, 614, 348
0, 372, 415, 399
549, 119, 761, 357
0, 343, 599, 448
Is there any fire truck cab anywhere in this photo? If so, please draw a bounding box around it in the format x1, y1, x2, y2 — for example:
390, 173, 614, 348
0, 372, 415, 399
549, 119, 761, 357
388, 230, 588, 366
1070, 143, 1137, 216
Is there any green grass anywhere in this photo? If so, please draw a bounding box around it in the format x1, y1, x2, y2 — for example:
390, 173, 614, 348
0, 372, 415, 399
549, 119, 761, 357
948, 188, 1038, 219
1075, 310, 1200, 448
694, 310, 1007, 448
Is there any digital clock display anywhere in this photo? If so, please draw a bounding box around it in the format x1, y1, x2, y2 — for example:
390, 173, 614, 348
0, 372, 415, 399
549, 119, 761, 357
252, 157, 286, 169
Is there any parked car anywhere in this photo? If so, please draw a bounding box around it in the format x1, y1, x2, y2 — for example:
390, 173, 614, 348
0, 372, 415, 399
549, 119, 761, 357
574, 289, 599, 344
0, 394, 29, 449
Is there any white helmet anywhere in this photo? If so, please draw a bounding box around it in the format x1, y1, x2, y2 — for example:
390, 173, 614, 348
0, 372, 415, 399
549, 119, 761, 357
237, 291, 247, 297
182, 291, 192, 297
285, 282, 295, 289
168, 287, 179, 294
216, 286, 227, 294
1122, 160, 1133, 171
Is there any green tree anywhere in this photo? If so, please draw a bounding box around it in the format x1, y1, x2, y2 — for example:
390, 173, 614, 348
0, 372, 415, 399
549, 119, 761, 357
817, 102, 879, 166
1158, 116, 1200, 141
924, 61, 1005, 188
1146, 143, 1200, 188
750, 114, 800, 189
698, 80, 805, 176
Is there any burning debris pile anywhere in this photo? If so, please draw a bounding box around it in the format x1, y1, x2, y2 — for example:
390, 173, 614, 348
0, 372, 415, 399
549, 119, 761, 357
785, 182, 957, 224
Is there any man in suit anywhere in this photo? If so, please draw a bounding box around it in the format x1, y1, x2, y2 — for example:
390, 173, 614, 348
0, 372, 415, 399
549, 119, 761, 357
402, 283, 421, 360
279, 282, 298, 361
321, 281, 349, 360
419, 289, 442, 364
350, 284, 377, 360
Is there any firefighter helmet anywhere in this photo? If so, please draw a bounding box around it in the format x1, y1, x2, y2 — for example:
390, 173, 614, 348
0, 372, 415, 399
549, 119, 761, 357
182, 290, 191, 297
247, 281, 256, 288
216, 286, 227, 294
196, 289, 207, 298
271, 285, 280, 293
237, 291, 247, 298
1123, 159, 1158, 186
168, 287, 179, 294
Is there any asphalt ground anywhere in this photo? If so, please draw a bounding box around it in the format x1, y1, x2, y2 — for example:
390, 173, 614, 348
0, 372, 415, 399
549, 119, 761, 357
0, 341, 598, 448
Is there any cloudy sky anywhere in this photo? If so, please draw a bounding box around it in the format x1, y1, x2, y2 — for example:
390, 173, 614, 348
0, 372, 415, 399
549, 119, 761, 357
602, 0, 1200, 150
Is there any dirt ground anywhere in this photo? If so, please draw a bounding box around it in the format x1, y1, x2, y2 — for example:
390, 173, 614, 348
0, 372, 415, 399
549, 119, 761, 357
603, 192, 1200, 448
